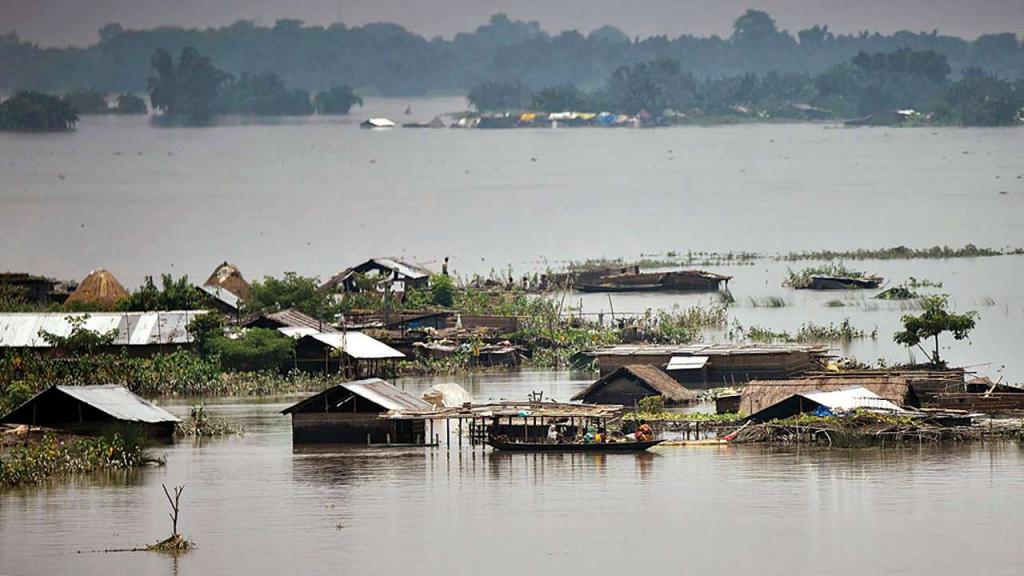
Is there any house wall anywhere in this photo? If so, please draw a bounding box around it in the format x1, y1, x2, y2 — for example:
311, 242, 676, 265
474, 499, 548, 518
291, 412, 426, 444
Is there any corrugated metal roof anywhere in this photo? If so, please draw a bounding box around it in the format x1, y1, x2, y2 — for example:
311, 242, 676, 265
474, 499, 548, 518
259, 308, 338, 332
281, 378, 430, 414
0, 311, 206, 348
344, 379, 431, 410
302, 332, 405, 359
800, 386, 903, 413
200, 284, 240, 310
369, 258, 431, 280
667, 356, 710, 370
55, 385, 179, 423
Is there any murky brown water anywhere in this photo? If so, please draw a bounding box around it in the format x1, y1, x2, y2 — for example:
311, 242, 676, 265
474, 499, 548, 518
2, 372, 1023, 576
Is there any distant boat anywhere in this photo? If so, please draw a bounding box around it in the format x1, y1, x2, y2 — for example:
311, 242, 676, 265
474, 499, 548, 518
404, 105, 412, 115
360, 118, 395, 129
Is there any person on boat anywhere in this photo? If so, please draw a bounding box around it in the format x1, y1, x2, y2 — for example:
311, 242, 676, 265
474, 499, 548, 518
635, 420, 654, 442
487, 417, 502, 441
547, 424, 559, 444
583, 425, 597, 444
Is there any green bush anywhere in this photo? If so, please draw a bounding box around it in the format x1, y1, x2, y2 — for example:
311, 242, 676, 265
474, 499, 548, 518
206, 328, 294, 372
431, 274, 455, 307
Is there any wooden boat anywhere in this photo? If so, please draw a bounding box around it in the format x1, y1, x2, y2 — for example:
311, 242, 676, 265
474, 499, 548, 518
487, 438, 664, 452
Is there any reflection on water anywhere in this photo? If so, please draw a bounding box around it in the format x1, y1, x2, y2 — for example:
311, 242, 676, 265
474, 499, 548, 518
2, 395, 1023, 576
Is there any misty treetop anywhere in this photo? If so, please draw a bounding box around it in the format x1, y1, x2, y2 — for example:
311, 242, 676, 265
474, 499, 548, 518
0, 91, 78, 132
2, 10, 1023, 97
146, 47, 363, 119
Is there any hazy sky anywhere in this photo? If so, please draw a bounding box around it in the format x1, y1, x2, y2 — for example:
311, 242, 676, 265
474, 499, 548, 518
6, 0, 1024, 47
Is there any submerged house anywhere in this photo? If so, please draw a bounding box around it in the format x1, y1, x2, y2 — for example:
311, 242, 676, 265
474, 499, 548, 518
740, 375, 918, 418
571, 365, 696, 407
0, 385, 179, 438
320, 258, 432, 294
587, 343, 830, 386
293, 331, 405, 377
745, 386, 904, 422
281, 378, 431, 444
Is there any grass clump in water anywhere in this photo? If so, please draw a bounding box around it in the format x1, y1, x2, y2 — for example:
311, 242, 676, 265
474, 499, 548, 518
783, 262, 867, 288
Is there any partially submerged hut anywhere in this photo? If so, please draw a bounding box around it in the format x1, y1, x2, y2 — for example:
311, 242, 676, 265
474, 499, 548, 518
740, 375, 918, 417
571, 365, 696, 407
0, 385, 179, 438
281, 379, 431, 444
64, 269, 129, 309
587, 343, 830, 386
293, 331, 405, 377
746, 386, 904, 422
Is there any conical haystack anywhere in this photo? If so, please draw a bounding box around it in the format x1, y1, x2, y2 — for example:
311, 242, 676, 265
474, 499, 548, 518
204, 261, 251, 300
65, 268, 129, 308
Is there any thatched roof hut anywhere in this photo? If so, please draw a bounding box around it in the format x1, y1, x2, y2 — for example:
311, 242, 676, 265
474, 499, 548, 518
572, 364, 697, 406
64, 269, 129, 309
740, 375, 918, 416
204, 261, 251, 300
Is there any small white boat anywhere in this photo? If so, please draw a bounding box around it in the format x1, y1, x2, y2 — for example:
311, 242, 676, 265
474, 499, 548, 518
360, 117, 396, 129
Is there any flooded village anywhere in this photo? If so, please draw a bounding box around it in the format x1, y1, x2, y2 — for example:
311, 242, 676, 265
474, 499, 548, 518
4, 4, 1024, 576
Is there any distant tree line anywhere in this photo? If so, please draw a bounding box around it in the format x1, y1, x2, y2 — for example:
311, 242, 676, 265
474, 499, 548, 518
2, 11, 1024, 97
147, 47, 361, 120
468, 48, 1024, 126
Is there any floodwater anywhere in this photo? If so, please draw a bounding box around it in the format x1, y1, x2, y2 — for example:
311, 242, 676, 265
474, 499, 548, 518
1, 96, 1022, 378
2, 376, 1023, 576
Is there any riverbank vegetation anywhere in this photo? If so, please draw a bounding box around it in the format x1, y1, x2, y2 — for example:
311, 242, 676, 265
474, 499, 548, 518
0, 91, 78, 132
0, 429, 157, 487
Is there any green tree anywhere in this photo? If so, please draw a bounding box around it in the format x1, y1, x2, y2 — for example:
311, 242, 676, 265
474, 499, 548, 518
468, 80, 531, 112
314, 85, 363, 114
246, 272, 337, 320
0, 91, 78, 132
430, 274, 455, 307
62, 88, 110, 114
119, 274, 204, 311
186, 313, 226, 357
147, 47, 230, 119
39, 315, 118, 355
943, 68, 1022, 126
894, 295, 977, 366
215, 71, 313, 115
206, 328, 295, 372
531, 84, 586, 112
114, 93, 147, 114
